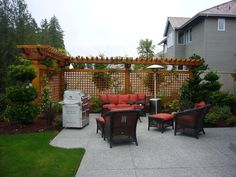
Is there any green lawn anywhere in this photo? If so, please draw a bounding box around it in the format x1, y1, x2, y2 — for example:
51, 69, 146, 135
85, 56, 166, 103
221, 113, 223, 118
0, 131, 85, 177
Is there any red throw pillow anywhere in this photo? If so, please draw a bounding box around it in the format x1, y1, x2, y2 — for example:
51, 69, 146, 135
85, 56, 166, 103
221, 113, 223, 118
118, 94, 129, 104
107, 94, 118, 104
129, 94, 138, 104
100, 94, 107, 102
195, 101, 206, 108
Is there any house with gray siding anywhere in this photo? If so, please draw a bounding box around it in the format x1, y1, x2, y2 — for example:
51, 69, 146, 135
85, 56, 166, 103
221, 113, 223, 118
159, 0, 236, 73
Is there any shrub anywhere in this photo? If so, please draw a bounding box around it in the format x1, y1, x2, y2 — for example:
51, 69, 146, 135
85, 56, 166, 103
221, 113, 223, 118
40, 77, 55, 126
53, 102, 62, 113
89, 96, 101, 113
170, 99, 181, 111
6, 84, 37, 103
209, 91, 236, 107
5, 103, 39, 124
8, 65, 36, 82
205, 106, 236, 126
0, 94, 7, 121
204, 71, 219, 82
180, 58, 208, 107
5, 58, 39, 124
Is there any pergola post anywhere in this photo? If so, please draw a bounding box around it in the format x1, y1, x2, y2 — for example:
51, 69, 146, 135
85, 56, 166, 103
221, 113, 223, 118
124, 64, 131, 94
31, 60, 41, 102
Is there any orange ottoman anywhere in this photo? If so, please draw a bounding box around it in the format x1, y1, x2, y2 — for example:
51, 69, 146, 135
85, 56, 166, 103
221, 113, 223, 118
148, 113, 174, 133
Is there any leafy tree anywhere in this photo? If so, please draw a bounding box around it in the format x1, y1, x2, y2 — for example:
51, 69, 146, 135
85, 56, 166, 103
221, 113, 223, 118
137, 39, 155, 58
135, 39, 155, 70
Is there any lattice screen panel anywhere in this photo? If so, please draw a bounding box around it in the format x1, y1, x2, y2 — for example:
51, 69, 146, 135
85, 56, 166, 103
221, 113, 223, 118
64, 69, 190, 100
130, 71, 151, 95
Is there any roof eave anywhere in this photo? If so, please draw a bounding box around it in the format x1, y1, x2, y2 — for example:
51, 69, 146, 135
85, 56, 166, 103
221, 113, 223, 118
177, 13, 236, 29
158, 37, 167, 45
163, 18, 171, 36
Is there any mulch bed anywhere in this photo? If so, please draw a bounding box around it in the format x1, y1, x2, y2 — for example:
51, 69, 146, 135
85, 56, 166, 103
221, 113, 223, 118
0, 118, 62, 135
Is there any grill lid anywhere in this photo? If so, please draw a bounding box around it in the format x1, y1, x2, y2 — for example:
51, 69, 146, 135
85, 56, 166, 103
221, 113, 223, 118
60, 90, 86, 105
64, 90, 85, 100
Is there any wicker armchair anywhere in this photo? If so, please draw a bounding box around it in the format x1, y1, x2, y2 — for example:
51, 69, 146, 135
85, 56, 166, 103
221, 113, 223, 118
174, 105, 211, 139
103, 110, 139, 148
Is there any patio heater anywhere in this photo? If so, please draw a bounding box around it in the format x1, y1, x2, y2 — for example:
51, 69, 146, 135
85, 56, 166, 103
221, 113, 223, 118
147, 64, 164, 114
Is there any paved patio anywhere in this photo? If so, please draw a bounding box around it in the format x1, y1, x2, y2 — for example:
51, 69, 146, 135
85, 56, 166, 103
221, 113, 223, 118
50, 113, 236, 177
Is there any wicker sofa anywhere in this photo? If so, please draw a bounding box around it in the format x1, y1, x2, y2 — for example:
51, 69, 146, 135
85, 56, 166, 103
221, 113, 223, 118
99, 93, 146, 116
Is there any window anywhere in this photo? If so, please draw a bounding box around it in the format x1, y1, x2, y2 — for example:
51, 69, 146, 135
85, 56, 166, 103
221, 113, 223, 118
176, 65, 187, 71
167, 32, 174, 48
178, 31, 185, 44
185, 28, 192, 43
218, 18, 225, 31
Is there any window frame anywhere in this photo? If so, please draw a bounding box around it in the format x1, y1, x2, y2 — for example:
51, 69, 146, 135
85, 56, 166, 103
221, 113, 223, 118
218, 18, 225, 31
177, 30, 185, 45
185, 28, 192, 44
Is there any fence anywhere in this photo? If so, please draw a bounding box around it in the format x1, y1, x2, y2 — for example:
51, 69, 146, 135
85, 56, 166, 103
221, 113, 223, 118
63, 69, 190, 101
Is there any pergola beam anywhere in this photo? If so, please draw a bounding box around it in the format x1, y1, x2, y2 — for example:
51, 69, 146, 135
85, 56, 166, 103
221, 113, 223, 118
17, 45, 203, 67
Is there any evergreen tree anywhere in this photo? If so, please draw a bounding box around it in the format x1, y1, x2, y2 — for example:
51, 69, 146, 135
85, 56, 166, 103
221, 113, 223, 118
12, 0, 38, 44
0, 0, 66, 95
0, 0, 18, 92
39, 19, 50, 45
48, 15, 65, 49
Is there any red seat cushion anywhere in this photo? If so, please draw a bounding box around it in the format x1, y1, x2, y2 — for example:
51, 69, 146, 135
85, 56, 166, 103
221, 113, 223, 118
102, 104, 116, 109
96, 116, 105, 124
115, 104, 130, 107
110, 106, 135, 111
150, 113, 173, 121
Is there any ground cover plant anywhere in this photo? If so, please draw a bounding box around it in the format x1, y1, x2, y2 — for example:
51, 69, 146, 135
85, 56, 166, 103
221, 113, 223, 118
0, 131, 85, 177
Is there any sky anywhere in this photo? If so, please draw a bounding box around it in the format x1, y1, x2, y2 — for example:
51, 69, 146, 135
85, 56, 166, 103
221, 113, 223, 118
25, 0, 229, 57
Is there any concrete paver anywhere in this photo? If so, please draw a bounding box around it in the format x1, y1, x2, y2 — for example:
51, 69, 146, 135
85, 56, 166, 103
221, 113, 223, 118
50, 113, 236, 177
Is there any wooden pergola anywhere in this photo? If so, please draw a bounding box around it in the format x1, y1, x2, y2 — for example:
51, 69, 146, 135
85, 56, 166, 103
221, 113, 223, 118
17, 45, 203, 101
17, 45, 203, 67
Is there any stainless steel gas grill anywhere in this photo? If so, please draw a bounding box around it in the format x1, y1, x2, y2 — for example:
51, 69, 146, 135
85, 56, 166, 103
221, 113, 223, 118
60, 90, 89, 128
